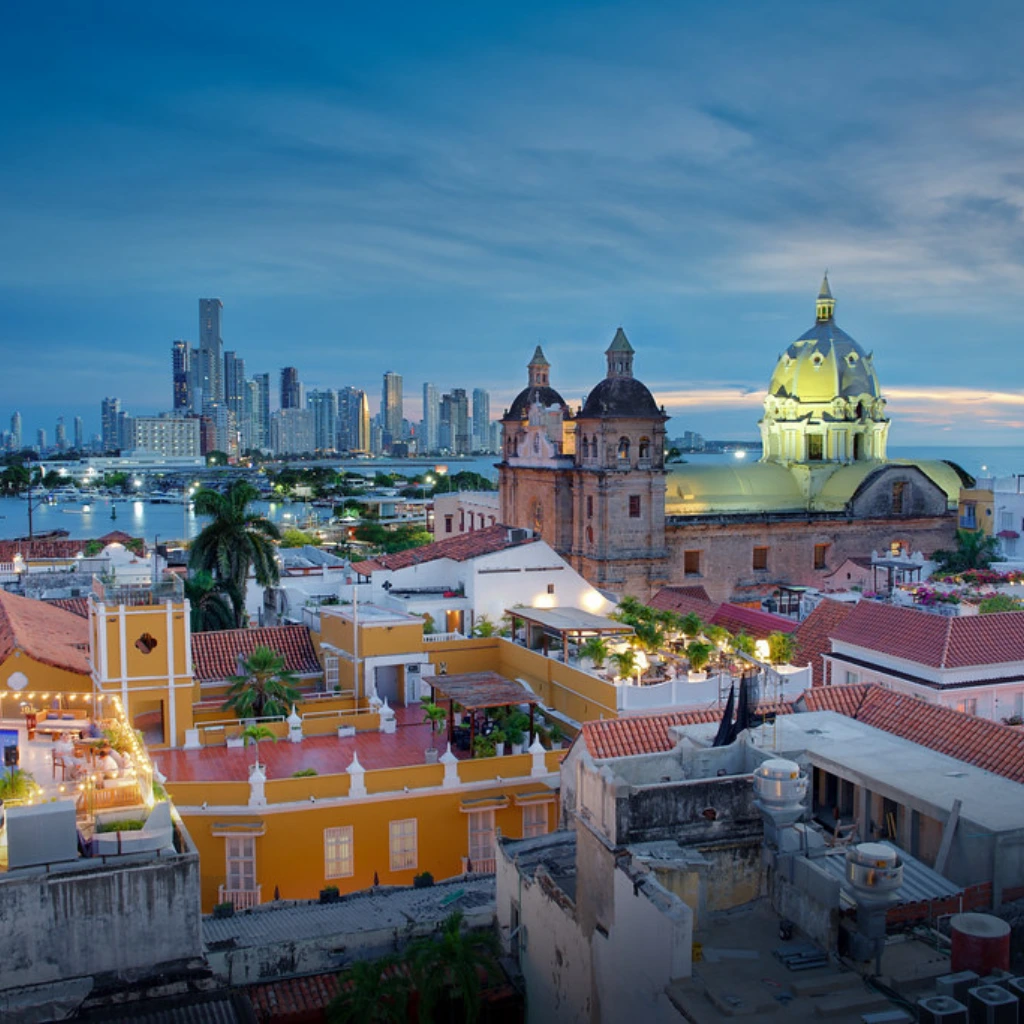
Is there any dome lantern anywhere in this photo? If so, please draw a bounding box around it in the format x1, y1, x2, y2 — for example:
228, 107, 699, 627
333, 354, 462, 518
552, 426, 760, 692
605, 328, 634, 379
528, 345, 550, 388
816, 273, 835, 322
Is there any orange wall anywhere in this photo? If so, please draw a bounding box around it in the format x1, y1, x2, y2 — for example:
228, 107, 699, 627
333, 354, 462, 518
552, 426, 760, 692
0, 652, 91, 700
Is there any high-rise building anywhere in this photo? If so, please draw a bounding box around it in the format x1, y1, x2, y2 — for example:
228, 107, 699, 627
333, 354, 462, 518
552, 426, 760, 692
249, 373, 270, 450
198, 299, 224, 410
10, 411, 21, 450
337, 387, 370, 452
224, 351, 246, 441
101, 397, 121, 452
74, 416, 84, 450
128, 416, 201, 458
117, 411, 133, 451
37, 428, 46, 453
423, 383, 440, 453
444, 388, 471, 455
55, 417, 67, 451
172, 340, 192, 410
280, 367, 302, 410
204, 403, 237, 457
270, 408, 315, 455
381, 372, 403, 448
307, 389, 338, 451
472, 388, 490, 451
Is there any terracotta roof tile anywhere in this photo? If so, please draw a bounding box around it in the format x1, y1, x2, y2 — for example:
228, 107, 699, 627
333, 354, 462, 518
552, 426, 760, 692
710, 604, 796, 640
191, 625, 322, 683
831, 601, 1024, 669
247, 971, 340, 1021
793, 599, 859, 687
649, 587, 718, 620
581, 703, 793, 759
45, 597, 90, 619
351, 523, 536, 576
801, 684, 1024, 783
0, 591, 90, 675
0, 531, 144, 563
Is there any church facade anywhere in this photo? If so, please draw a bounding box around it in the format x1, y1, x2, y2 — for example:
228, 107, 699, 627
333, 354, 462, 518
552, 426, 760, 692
499, 280, 961, 602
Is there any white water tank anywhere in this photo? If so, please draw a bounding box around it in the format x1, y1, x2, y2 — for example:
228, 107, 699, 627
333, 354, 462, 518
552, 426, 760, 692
753, 758, 807, 813
845, 842, 903, 897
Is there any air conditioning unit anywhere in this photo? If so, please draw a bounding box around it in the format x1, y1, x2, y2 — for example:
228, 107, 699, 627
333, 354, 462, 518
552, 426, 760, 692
938, 972, 981, 1005
917, 995, 968, 1024
966, 985, 1018, 1024
1006, 979, 1024, 1004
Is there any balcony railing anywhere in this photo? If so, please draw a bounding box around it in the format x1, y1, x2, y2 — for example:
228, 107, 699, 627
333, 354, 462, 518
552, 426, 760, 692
423, 631, 466, 643
93, 573, 184, 605
218, 885, 261, 910
462, 856, 496, 875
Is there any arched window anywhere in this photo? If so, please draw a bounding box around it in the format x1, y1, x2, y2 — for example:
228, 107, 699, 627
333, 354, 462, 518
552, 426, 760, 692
638, 436, 650, 460
581, 436, 590, 459
617, 437, 630, 462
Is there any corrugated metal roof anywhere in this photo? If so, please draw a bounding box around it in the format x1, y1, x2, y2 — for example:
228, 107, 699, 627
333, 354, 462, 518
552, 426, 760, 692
816, 841, 962, 907
83, 992, 255, 1024
203, 878, 495, 947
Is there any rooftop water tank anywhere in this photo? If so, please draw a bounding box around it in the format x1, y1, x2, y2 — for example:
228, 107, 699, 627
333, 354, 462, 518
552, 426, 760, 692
844, 842, 903, 898
950, 914, 1011, 977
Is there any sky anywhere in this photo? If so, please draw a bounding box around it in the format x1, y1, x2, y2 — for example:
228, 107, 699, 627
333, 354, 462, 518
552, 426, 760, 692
2, 0, 1024, 446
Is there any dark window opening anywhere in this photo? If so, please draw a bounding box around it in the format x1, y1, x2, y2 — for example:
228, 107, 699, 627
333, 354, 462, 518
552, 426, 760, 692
628, 495, 641, 518
752, 546, 769, 571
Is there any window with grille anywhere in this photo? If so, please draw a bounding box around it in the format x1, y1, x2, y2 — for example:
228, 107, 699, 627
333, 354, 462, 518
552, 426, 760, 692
629, 495, 641, 518
468, 810, 495, 865
324, 826, 354, 878
522, 803, 548, 838
389, 819, 417, 871
752, 546, 769, 571
226, 835, 256, 892
807, 435, 823, 461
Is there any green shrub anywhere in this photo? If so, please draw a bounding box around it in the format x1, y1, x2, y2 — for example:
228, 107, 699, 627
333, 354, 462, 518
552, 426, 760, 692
291, 767, 318, 777
96, 818, 146, 833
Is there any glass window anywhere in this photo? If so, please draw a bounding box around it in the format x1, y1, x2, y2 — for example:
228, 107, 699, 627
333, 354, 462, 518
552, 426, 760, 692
955, 698, 977, 716
892, 481, 906, 514
226, 835, 256, 892
638, 437, 650, 460
324, 826, 354, 879
617, 437, 630, 462
807, 435, 823, 461
389, 819, 417, 871
586, 495, 593, 519
468, 810, 495, 867
523, 803, 548, 838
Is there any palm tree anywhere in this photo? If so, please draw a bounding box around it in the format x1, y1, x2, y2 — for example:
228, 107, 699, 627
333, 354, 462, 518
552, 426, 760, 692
327, 956, 410, 1024
633, 620, 666, 654
680, 612, 704, 638
933, 528, 1001, 574
0, 768, 38, 802
609, 649, 638, 679
241, 724, 277, 768
686, 640, 715, 674
189, 480, 281, 627
222, 646, 301, 720
183, 570, 236, 633
407, 911, 500, 1024
579, 636, 609, 668
767, 631, 796, 666
613, 595, 648, 627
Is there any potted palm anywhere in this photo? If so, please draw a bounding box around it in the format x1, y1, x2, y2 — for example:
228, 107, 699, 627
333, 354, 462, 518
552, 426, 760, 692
241, 724, 277, 769
680, 612, 704, 639
504, 712, 529, 755
579, 636, 609, 671
609, 648, 638, 682
686, 641, 715, 682
421, 699, 447, 762
767, 631, 797, 667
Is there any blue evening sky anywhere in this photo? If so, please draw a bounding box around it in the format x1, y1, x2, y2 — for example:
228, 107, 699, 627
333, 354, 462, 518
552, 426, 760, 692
2, 0, 1023, 445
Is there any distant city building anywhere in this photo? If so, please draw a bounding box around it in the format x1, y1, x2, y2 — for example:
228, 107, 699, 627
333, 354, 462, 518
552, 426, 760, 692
441, 388, 470, 455
423, 382, 440, 453
250, 373, 270, 450
307, 389, 338, 451
55, 417, 67, 452
338, 386, 370, 452
73, 416, 83, 450
280, 367, 302, 410
117, 410, 133, 451
381, 371, 403, 449
472, 388, 490, 451
488, 420, 501, 453
198, 298, 225, 410
370, 421, 384, 456
224, 351, 246, 441
10, 411, 21, 451
270, 408, 315, 455
172, 340, 192, 410
205, 403, 237, 457
681, 430, 705, 451
101, 397, 121, 452
36, 428, 46, 453
128, 416, 201, 458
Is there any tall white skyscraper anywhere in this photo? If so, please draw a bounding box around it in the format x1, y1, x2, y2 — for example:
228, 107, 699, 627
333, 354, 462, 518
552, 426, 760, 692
10, 411, 21, 450
423, 382, 439, 453
472, 388, 490, 451
224, 351, 246, 436
381, 371, 403, 446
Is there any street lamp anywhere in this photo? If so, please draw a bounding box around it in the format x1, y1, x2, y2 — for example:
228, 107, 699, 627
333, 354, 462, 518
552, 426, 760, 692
422, 475, 434, 523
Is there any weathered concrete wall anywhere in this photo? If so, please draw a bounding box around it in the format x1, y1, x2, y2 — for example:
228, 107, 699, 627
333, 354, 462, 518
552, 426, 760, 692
768, 855, 839, 951
849, 466, 947, 519
0, 855, 202, 991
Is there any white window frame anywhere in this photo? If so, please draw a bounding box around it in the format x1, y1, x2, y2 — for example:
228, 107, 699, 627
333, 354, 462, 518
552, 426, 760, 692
324, 825, 354, 879
956, 697, 978, 716
226, 835, 256, 892
389, 818, 418, 871
468, 810, 495, 865
522, 803, 548, 839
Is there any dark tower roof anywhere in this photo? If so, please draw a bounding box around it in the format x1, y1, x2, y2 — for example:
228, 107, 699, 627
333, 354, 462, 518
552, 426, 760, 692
504, 346, 570, 420
581, 329, 663, 419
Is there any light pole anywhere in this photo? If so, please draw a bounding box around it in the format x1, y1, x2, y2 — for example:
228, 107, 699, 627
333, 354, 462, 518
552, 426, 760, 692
422, 475, 434, 525
26, 468, 47, 541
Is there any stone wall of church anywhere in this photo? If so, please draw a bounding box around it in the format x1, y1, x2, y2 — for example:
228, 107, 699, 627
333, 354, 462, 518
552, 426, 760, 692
847, 465, 950, 519
498, 464, 574, 553
664, 514, 957, 604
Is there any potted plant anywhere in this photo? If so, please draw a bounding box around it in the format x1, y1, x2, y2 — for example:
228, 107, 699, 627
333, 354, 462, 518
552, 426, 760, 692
422, 699, 447, 760
491, 728, 507, 757
504, 714, 528, 755
579, 636, 609, 671
686, 640, 714, 682
767, 631, 796, 667
609, 649, 638, 682
212, 901, 235, 919
319, 884, 341, 904
472, 735, 496, 759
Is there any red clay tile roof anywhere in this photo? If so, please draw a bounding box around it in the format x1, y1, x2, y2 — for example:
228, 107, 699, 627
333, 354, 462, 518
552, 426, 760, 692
711, 604, 796, 640
0, 591, 90, 675
0, 531, 144, 563
45, 597, 90, 619
649, 587, 718, 620
352, 523, 536, 576
793, 599, 859, 686
191, 625, 322, 682
802, 684, 1024, 783
831, 601, 1024, 669
581, 703, 793, 759
247, 971, 340, 1022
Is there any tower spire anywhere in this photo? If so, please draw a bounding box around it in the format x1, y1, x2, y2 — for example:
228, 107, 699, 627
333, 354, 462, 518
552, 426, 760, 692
605, 327, 634, 378
816, 272, 835, 322
528, 345, 550, 387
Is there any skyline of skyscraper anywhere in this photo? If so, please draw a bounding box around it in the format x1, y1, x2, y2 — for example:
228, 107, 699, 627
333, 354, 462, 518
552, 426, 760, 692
10, 411, 21, 450
224, 351, 246, 441
280, 366, 302, 410
172, 340, 191, 410
74, 415, 83, 450
472, 388, 490, 452
198, 298, 224, 411
308, 388, 338, 452
55, 416, 67, 451
251, 373, 270, 450
422, 382, 439, 453
101, 397, 121, 452
382, 371, 403, 448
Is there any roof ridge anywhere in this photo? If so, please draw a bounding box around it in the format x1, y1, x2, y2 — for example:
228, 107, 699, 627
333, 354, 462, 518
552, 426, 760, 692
939, 615, 955, 668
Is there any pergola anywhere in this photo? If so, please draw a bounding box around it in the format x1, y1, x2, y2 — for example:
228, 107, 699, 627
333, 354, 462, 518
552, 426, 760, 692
505, 606, 634, 663
422, 671, 539, 756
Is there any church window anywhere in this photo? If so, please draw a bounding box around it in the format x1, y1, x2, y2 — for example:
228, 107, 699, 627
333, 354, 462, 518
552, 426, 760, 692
581, 436, 590, 459
586, 526, 594, 544
586, 495, 593, 519
892, 481, 906, 514
617, 437, 630, 463
752, 547, 769, 571
533, 434, 541, 454
684, 550, 701, 576
638, 437, 651, 461
629, 495, 641, 518
807, 435, 823, 461
889, 540, 907, 557
813, 544, 829, 570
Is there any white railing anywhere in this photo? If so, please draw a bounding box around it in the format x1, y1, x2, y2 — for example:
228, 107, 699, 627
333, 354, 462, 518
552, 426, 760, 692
218, 885, 261, 909
461, 856, 496, 875
423, 631, 466, 643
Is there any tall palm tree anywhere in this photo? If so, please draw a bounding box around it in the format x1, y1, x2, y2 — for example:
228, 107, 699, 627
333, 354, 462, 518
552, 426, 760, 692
327, 956, 410, 1024
183, 570, 236, 633
189, 480, 280, 627
222, 646, 301, 720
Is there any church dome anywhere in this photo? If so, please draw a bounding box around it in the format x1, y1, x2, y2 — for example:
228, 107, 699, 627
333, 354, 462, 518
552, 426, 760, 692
580, 328, 663, 419
503, 345, 571, 421
767, 275, 882, 406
